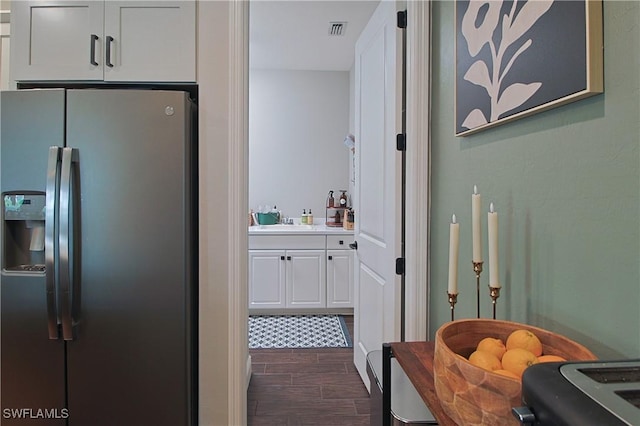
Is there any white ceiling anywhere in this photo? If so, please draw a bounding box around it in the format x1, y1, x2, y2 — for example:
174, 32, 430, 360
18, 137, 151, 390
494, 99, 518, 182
250, 0, 380, 71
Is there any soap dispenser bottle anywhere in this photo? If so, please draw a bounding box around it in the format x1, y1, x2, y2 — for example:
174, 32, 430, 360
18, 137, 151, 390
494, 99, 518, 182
271, 205, 280, 223
302, 209, 307, 224
327, 191, 335, 208
307, 209, 313, 225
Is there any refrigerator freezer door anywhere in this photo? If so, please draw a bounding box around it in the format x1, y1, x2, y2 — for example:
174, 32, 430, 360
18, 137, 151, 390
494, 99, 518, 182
0, 90, 65, 191
0, 275, 67, 426
65, 90, 195, 426
1, 90, 67, 424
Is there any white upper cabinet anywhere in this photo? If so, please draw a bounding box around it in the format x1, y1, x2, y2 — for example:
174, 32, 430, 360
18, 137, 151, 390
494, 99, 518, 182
0, 23, 11, 89
11, 1, 195, 82
103, 1, 195, 82
11, 1, 103, 81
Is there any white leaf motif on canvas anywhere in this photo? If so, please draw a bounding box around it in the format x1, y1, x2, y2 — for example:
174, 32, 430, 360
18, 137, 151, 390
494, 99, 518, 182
464, 60, 492, 93
461, 0, 555, 129
462, 108, 489, 129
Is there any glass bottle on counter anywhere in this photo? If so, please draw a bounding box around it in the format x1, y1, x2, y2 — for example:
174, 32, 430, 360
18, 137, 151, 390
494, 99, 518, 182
327, 191, 335, 208
339, 190, 348, 207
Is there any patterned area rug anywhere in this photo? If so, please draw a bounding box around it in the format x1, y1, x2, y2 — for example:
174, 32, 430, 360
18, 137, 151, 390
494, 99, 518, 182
248, 315, 353, 349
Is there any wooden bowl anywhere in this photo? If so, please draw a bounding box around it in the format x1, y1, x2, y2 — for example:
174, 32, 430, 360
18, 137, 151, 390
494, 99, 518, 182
433, 319, 597, 426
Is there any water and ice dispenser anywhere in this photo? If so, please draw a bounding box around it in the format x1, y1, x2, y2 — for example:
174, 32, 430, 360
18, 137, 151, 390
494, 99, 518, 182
2, 193, 46, 272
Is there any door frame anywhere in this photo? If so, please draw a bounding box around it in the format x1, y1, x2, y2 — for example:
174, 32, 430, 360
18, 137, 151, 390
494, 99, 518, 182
404, 0, 431, 342
227, 1, 250, 425
226, 0, 431, 422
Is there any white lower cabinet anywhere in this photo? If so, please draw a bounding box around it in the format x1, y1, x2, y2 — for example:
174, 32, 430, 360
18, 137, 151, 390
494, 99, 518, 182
248, 234, 353, 311
326, 249, 354, 308
248, 250, 286, 309
286, 250, 326, 309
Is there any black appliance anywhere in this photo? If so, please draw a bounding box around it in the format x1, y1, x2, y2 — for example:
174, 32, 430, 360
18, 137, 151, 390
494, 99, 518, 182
513, 360, 640, 425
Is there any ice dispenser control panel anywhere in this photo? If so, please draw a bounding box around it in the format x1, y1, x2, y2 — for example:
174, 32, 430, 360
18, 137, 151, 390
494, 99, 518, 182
2, 193, 46, 273
4, 194, 46, 221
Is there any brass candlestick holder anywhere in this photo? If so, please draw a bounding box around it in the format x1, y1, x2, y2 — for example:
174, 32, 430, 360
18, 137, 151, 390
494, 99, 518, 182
472, 261, 483, 318
447, 292, 458, 321
489, 286, 501, 319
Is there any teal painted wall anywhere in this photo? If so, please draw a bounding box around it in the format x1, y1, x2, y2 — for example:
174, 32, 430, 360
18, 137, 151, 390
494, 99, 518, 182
429, 1, 640, 358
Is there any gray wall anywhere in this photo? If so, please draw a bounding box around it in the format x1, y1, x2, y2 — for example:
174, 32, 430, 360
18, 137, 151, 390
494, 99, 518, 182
249, 69, 351, 221
429, 1, 640, 359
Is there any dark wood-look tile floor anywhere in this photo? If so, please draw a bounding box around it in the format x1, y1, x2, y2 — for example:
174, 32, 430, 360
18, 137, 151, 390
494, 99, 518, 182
247, 315, 371, 426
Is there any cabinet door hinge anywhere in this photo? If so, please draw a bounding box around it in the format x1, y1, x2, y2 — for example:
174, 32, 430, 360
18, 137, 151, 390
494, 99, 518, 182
396, 133, 406, 151
397, 10, 407, 29
395, 257, 405, 275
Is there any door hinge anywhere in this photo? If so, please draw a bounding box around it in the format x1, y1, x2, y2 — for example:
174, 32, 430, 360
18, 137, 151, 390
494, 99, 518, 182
395, 257, 405, 275
396, 133, 406, 151
397, 10, 407, 29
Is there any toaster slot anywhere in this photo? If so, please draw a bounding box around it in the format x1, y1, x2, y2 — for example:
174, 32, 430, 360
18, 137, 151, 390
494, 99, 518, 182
579, 366, 640, 384
615, 390, 640, 409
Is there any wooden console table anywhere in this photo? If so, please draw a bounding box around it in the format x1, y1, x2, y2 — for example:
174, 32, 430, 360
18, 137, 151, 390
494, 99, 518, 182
382, 341, 457, 426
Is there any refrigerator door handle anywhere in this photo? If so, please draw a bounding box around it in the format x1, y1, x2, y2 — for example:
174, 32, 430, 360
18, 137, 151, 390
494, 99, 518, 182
59, 147, 78, 341
45, 147, 62, 340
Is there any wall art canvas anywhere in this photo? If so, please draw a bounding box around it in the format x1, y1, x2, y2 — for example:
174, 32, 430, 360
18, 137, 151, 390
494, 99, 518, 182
455, 0, 603, 136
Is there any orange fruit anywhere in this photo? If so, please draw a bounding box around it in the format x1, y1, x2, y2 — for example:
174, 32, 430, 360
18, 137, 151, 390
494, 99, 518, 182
494, 369, 520, 380
506, 329, 543, 357
538, 354, 567, 363
502, 348, 539, 378
476, 337, 506, 360
468, 350, 502, 371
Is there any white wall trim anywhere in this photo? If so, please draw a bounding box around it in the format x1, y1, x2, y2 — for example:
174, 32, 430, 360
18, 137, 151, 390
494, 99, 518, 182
246, 354, 253, 390
227, 1, 249, 424
404, 0, 431, 341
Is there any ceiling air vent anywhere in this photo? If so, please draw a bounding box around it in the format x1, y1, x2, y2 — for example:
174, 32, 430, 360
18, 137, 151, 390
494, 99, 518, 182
328, 21, 347, 36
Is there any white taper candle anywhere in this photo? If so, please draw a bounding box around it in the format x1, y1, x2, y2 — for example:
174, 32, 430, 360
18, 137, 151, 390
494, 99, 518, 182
472, 185, 483, 262
448, 214, 460, 294
488, 202, 500, 288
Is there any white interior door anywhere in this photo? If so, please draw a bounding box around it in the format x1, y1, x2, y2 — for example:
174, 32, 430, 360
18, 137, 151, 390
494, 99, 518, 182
353, 0, 402, 389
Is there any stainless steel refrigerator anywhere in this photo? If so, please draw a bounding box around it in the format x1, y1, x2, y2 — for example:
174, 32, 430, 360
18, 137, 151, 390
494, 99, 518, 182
1, 89, 197, 426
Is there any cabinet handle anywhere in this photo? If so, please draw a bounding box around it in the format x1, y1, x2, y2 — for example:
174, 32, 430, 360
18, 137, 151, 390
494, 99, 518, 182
280, 255, 285, 261
90, 34, 99, 66
339, 240, 344, 245
328, 256, 333, 260
286, 256, 292, 261
106, 36, 114, 68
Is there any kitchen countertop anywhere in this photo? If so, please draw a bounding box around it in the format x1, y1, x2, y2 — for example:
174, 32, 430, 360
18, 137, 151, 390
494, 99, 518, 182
248, 224, 353, 235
